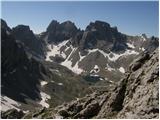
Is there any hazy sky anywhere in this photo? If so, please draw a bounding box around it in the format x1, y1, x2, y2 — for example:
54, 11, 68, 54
1, 1, 159, 37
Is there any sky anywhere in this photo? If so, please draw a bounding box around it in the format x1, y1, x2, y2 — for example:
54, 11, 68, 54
1, 1, 159, 37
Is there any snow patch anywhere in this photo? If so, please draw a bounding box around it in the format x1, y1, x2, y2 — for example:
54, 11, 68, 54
109, 50, 139, 61
88, 49, 139, 61
23, 110, 29, 113
79, 52, 86, 61
105, 64, 115, 71
90, 74, 99, 77
94, 65, 99, 70
141, 35, 146, 41
40, 81, 48, 86
108, 80, 114, 84
39, 92, 51, 108
65, 45, 71, 52
119, 67, 125, 73
140, 47, 145, 51
46, 40, 69, 61
58, 83, 63, 86
99, 78, 104, 81
141, 48, 145, 51
1, 96, 21, 111
61, 48, 84, 74
90, 65, 100, 73
126, 43, 135, 49
55, 115, 63, 119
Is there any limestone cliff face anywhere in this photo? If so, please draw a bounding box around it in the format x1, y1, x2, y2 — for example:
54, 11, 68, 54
97, 49, 159, 119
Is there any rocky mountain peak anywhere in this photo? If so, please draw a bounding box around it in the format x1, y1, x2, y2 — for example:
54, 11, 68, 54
1, 19, 11, 32
141, 33, 147, 38
77, 21, 127, 52
12, 24, 45, 57
46, 20, 59, 32
12, 25, 35, 40
61, 20, 77, 32
44, 20, 78, 44
86, 20, 111, 31
61, 20, 75, 26
12, 25, 30, 32
43, 20, 128, 53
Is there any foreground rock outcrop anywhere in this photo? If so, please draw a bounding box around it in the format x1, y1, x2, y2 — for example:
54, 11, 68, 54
1, 109, 24, 119
22, 48, 158, 119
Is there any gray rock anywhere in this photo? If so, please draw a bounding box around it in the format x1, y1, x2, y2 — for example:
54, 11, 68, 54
1, 109, 24, 119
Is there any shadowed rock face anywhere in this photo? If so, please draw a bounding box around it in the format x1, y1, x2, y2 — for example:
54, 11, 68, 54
1, 19, 11, 32
12, 25, 45, 57
1, 20, 46, 102
80, 20, 127, 52
22, 48, 158, 119
43, 20, 78, 44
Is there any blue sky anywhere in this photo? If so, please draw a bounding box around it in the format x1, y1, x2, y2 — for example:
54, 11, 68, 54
1, 1, 159, 37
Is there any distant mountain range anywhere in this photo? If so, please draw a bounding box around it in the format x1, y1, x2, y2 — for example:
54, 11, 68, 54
1, 19, 159, 119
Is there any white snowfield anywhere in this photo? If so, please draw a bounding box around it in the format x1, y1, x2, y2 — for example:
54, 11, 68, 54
61, 48, 84, 74
1, 96, 21, 111
88, 48, 139, 61
39, 80, 51, 108
119, 67, 125, 73
45, 41, 139, 74
46, 40, 69, 62
108, 50, 139, 61
39, 92, 51, 108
